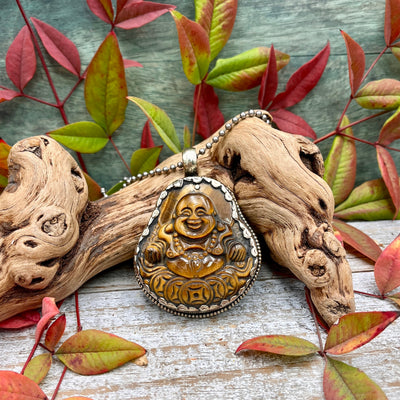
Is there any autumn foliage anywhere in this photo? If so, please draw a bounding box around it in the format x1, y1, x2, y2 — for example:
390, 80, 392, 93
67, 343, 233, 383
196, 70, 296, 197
1, 0, 400, 399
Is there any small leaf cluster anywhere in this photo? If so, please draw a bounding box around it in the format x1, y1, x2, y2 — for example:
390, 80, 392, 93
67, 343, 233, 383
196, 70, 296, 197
236, 311, 399, 400
0, 297, 146, 400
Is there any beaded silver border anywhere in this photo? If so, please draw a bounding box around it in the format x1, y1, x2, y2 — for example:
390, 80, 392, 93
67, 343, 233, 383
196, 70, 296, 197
134, 176, 262, 318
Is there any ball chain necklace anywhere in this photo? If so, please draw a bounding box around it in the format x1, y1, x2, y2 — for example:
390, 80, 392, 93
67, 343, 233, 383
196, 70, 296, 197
102, 110, 272, 318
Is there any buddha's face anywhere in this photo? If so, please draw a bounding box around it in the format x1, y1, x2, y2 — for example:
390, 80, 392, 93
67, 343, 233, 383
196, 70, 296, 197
174, 194, 216, 239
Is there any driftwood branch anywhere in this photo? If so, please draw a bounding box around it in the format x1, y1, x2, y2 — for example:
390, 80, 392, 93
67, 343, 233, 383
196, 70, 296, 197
0, 115, 354, 325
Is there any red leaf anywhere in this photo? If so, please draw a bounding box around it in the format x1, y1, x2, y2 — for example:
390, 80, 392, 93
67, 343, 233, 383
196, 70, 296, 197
115, 1, 175, 29
45, 314, 66, 352
31, 18, 81, 77
6, 25, 36, 91
194, 81, 225, 139
375, 234, 400, 295
304, 287, 330, 332
269, 42, 330, 109
258, 44, 278, 109
332, 218, 382, 263
0, 310, 40, 330
87, 0, 114, 24
376, 145, 400, 218
0, 89, 21, 103
140, 120, 155, 148
0, 370, 48, 399
123, 58, 143, 68
385, 0, 400, 45
270, 109, 316, 139
340, 30, 365, 96
35, 297, 60, 344
325, 311, 400, 354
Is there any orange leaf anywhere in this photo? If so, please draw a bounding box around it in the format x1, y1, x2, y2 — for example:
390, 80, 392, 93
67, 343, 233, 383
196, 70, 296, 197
45, 314, 66, 352
83, 172, 102, 201
324, 311, 400, 355
171, 10, 210, 85
340, 30, 365, 96
56, 329, 146, 375
35, 297, 60, 344
376, 145, 400, 218
236, 335, 319, 356
375, 234, 400, 295
332, 219, 382, 263
0, 370, 48, 399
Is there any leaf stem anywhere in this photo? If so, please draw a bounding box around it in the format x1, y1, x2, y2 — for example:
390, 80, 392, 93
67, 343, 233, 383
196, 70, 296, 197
21, 93, 58, 107
15, 0, 89, 174
192, 83, 202, 147
75, 290, 82, 332
354, 290, 386, 300
360, 45, 389, 86
109, 136, 131, 174
51, 366, 68, 400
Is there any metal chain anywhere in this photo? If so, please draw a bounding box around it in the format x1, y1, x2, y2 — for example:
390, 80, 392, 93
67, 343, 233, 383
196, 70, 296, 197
100, 109, 272, 197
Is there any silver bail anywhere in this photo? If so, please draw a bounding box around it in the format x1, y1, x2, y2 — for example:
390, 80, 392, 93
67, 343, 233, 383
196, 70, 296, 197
182, 148, 198, 177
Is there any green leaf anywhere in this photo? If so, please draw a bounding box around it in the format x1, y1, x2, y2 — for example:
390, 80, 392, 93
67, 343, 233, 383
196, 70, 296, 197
0, 370, 48, 400
324, 116, 357, 205
235, 335, 319, 356
48, 122, 108, 153
127, 97, 181, 153
355, 79, 400, 110
84, 32, 127, 135
23, 353, 52, 385
195, 0, 238, 61
324, 357, 387, 400
332, 218, 382, 263
206, 47, 290, 91
56, 329, 146, 375
334, 178, 400, 220
389, 292, 400, 307
183, 125, 192, 149
170, 10, 210, 85
378, 106, 400, 145
106, 181, 124, 196
130, 146, 162, 176
324, 311, 400, 355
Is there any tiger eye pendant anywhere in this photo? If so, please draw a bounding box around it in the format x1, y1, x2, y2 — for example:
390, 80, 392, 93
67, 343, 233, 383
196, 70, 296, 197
134, 149, 261, 317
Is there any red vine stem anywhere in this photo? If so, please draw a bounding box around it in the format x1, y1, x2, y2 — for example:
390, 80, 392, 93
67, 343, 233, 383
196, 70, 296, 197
192, 83, 202, 147
51, 366, 68, 400
15, 0, 88, 174
20, 342, 39, 374
354, 290, 386, 300
75, 290, 82, 332
109, 136, 131, 174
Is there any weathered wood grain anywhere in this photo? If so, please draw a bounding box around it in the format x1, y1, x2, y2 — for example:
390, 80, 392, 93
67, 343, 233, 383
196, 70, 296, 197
0, 0, 398, 190
0, 221, 399, 400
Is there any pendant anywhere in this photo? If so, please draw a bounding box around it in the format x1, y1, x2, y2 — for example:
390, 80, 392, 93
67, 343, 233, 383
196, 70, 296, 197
134, 149, 261, 317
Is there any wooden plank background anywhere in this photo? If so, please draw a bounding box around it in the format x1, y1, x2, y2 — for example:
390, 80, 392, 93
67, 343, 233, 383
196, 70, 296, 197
0, 221, 399, 399
1, 0, 399, 189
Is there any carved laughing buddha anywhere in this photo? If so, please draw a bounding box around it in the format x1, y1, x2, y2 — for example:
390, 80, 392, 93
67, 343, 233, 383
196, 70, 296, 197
135, 177, 260, 317
145, 193, 246, 279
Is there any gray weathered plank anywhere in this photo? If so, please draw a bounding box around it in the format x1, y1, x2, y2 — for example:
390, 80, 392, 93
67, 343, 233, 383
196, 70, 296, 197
0, 221, 399, 399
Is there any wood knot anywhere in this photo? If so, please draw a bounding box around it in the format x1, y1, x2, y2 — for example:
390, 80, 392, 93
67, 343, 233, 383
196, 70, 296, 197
42, 214, 67, 236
